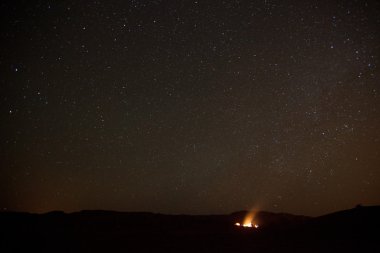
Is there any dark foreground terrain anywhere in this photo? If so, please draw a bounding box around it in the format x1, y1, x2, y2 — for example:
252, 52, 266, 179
1, 206, 379, 252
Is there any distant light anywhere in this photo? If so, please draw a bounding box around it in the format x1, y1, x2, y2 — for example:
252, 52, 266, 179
234, 222, 259, 229
242, 223, 252, 228
235, 209, 260, 229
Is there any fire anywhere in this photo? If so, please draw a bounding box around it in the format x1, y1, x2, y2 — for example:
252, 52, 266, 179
235, 222, 258, 228
234, 210, 259, 229
242, 223, 253, 228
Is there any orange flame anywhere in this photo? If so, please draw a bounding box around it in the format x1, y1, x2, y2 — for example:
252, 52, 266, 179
242, 211, 255, 226
235, 209, 259, 228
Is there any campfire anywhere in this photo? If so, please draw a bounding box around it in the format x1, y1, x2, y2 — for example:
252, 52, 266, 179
234, 210, 259, 229
234, 222, 259, 228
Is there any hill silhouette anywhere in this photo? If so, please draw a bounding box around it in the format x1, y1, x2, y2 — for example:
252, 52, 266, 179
0, 206, 379, 252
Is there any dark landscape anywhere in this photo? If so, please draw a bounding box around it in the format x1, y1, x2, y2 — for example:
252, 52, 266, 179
1, 1, 380, 252
1, 205, 379, 252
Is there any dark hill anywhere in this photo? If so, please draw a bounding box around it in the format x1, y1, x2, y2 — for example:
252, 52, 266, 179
0, 206, 379, 252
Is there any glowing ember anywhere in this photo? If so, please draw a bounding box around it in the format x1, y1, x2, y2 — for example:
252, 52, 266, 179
234, 222, 259, 228
242, 223, 253, 228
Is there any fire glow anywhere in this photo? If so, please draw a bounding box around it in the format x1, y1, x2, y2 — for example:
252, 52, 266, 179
235, 222, 259, 228
235, 210, 259, 229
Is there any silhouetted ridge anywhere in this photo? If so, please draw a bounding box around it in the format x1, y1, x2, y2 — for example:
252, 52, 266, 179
1, 206, 379, 253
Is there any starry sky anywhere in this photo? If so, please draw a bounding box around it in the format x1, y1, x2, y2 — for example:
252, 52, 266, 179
1, 0, 379, 216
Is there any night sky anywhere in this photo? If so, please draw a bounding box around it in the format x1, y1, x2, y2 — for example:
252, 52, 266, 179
1, 0, 379, 216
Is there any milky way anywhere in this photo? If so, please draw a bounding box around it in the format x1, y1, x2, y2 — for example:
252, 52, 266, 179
1, 0, 379, 215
